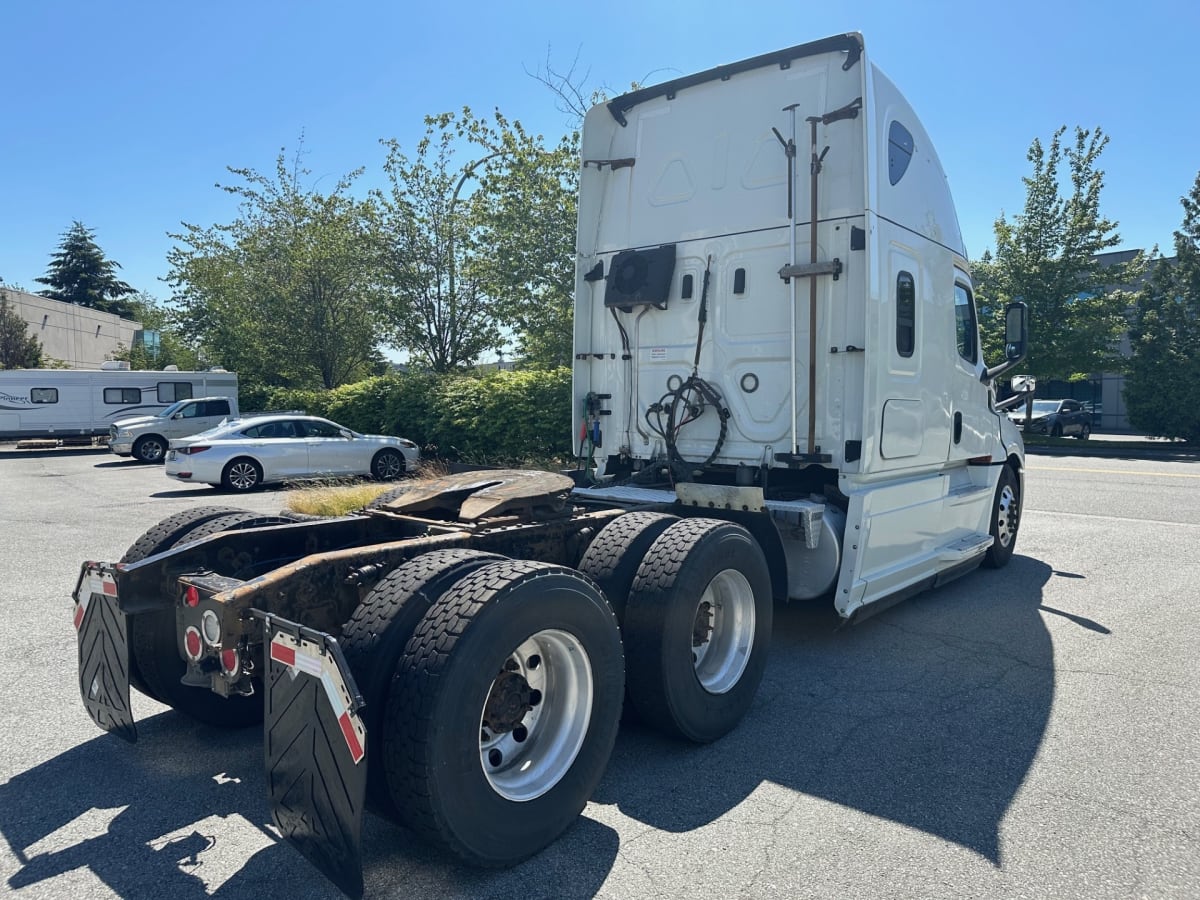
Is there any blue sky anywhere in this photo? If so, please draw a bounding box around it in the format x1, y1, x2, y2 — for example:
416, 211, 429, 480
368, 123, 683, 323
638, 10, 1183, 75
2, 0, 1197, 300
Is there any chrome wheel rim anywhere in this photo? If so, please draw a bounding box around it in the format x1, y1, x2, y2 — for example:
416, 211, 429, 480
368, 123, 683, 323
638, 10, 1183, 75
140, 439, 164, 462
691, 569, 755, 694
480, 629, 592, 802
228, 462, 259, 491
996, 484, 1019, 547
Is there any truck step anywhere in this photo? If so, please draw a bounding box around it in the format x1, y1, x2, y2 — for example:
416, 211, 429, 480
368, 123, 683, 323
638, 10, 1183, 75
937, 532, 993, 562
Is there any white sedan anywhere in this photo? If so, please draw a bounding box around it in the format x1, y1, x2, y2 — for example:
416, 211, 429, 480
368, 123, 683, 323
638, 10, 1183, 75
164, 414, 420, 492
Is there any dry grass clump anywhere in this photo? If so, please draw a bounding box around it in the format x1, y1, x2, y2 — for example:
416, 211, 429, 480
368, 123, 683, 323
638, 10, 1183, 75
283, 463, 449, 517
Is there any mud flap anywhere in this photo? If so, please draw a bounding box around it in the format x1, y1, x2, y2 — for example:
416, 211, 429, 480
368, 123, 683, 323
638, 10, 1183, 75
73, 564, 136, 742
254, 612, 368, 899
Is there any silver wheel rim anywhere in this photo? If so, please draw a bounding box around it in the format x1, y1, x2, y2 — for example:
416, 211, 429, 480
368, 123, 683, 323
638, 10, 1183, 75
140, 439, 164, 462
691, 569, 756, 694
996, 484, 1018, 547
376, 452, 403, 479
480, 628, 592, 802
228, 462, 258, 491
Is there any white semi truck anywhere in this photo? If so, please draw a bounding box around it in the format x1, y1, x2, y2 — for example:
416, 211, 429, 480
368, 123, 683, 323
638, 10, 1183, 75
71, 34, 1027, 897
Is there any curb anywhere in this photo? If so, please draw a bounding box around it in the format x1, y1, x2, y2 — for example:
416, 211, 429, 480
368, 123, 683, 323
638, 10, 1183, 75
1025, 444, 1200, 461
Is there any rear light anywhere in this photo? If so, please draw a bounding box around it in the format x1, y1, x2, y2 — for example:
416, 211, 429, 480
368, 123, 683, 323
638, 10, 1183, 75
184, 585, 200, 607
221, 648, 239, 675
183, 626, 203, 661
178, 445, 211, 455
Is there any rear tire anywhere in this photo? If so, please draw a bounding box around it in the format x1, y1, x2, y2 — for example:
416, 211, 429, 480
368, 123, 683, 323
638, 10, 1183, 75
136, 511, 285, 723
983, 465, 1021, 569
133, 434, 167, 464
221, 457, 262, 492
1051, 422, 1063, 438
1078, 423, 1091, 440
577, 512, 678, 624
120, 506, 247, 701
383, 561, 623, 866
130, 511, 287, 728
623, 518, 773, 743
341, 549, 506, 820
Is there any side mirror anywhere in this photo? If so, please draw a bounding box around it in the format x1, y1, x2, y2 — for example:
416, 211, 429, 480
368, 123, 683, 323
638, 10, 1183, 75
339, 429, 354, 439
1004, 304, 1027, 360
984, 301, 1029, 383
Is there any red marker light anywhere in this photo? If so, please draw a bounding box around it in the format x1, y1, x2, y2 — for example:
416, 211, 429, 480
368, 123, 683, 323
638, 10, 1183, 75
184, 585, 200, 607
184, 627, 203, 661
221, 649, 239, 674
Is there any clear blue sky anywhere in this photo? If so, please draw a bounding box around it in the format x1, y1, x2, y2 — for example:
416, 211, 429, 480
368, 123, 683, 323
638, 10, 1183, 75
2, 0, 1197, 300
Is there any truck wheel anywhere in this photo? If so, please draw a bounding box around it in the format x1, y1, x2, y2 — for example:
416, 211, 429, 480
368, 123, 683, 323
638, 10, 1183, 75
128, 511, 285, 727
371, 449, 407, 481
623, 518, 772, 744
383, 561, 623, 866
119, 506, 248, 701
221, 457, 263, 492
341, 548, 506, 820
983, 465, 1021, 569
577, 512, 678, 624
133, 435, 168, 464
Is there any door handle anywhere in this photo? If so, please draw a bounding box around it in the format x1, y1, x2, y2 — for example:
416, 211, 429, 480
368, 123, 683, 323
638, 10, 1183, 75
953, 411, 963, 444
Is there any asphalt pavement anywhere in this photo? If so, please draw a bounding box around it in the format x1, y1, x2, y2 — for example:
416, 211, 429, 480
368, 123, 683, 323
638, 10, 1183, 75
0, 447, 1197, 899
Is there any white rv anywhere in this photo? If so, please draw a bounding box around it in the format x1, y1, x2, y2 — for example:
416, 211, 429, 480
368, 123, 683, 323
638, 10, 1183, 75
0, 368, 238, 442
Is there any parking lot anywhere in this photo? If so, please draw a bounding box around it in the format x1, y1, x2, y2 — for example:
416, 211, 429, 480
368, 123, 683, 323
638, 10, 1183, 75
1, 447, 1198, 899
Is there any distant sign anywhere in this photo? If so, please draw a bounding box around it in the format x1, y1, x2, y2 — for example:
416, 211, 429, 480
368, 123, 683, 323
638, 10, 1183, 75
1011, 376, 1036, 392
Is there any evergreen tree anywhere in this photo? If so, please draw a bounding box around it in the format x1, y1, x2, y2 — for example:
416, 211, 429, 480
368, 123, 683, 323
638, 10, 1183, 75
0, 289, 43, 369
36, 221, 136, 317
1125, 171, 1200, 444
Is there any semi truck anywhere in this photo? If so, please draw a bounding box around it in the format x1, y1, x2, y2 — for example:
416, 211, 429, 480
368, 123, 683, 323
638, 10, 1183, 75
72, 33, 1028, 897
0, 366, 237, 442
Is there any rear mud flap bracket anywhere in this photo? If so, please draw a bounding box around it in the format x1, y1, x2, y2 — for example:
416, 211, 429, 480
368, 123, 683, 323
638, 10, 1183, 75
252, 610, 368, 899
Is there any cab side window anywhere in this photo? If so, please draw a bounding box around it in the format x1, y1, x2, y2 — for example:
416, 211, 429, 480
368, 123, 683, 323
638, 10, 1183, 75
954, 283, 978, 365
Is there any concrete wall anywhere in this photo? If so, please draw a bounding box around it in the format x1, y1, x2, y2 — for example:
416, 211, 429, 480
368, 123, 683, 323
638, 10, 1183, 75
2, 288, 141, 369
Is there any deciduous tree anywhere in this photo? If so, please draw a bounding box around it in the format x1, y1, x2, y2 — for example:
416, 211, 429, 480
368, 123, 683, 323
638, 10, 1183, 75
167, 145, 387, 389
973, 127, 1137, 382
1125, 172, 1200, 444
0, 289, 43, 369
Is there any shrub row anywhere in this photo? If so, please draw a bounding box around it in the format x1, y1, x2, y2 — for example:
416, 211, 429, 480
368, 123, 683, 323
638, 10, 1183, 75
240, 368, 573, 464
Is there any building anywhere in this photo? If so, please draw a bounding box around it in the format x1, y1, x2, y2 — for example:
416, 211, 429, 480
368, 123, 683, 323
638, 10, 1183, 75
1, 287, 142, 368
1032, 249, 1173, 433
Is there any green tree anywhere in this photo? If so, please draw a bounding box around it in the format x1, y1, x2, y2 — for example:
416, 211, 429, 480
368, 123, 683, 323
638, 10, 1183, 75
36, 221, 136, 317
0, 288, 43, 368
1125, 172, 1200, 444
167, 145, 387, 389
464, 109, 579, 368
377, 113, 504, 372
973, 127, 1137, 382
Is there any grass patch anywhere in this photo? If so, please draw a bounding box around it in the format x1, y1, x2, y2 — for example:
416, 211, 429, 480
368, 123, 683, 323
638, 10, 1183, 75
282, 462, 452, 517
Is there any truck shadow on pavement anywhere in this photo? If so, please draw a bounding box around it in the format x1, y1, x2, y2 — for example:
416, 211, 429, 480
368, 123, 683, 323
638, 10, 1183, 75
0, 706, 618, 898
0, 556, 1058, 897
594, 553, 1060, 866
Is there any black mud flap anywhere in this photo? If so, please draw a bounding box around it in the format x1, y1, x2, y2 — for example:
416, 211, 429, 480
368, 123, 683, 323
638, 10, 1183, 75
73, 564, 136, 742
254, 611, 368, 899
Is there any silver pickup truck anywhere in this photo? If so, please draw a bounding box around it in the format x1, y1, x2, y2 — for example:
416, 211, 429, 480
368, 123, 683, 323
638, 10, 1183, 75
109, 396, 237, 462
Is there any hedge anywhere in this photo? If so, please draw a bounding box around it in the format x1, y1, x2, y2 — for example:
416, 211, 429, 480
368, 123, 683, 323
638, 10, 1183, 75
240, 368, 573, 464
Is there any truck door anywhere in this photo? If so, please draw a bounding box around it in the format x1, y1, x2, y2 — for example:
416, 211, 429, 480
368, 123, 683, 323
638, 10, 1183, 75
945, 276, 995, 462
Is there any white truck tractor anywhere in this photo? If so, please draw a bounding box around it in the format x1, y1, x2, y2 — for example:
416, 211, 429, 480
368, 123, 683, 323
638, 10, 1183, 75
72, 33, 1027, 897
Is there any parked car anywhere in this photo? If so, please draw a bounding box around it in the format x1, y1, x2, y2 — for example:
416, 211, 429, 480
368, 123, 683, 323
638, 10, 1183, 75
164, 414, 420, 491
1007, 399, 1091, 439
